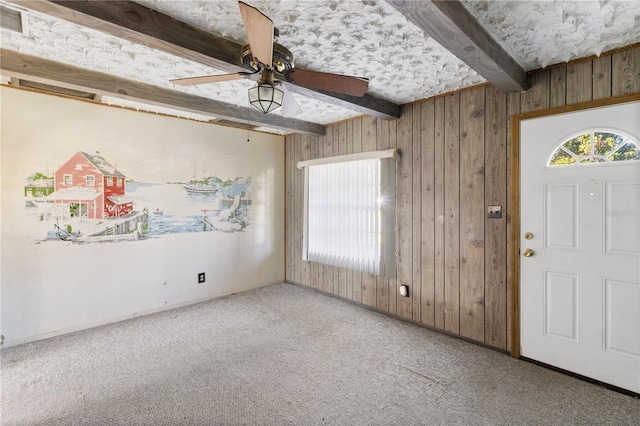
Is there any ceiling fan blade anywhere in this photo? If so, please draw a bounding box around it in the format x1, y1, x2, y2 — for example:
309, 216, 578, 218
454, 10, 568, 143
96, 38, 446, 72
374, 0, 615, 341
284, 69, 369, 97
278, 83, 302, 117
170, 72, 252, 86
238, 1, 274, 68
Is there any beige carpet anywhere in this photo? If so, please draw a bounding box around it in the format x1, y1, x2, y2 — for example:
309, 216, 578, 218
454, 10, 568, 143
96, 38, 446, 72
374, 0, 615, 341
1, 283, 638, 425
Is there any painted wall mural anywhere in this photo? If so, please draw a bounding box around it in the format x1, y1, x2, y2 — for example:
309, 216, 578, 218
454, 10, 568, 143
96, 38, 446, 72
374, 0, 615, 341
24, 150, 252, 243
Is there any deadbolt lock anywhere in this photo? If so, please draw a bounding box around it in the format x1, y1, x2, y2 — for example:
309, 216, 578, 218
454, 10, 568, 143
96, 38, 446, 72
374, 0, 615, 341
522, 248, 534, 257
524, 232, 534, 240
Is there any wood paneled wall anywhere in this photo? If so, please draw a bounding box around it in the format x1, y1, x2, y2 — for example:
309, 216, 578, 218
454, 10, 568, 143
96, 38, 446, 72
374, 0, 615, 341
285, 45, 640, 351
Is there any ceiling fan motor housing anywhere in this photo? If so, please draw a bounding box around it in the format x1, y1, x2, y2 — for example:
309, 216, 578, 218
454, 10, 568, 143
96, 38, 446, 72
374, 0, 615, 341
241, 43, 294, 73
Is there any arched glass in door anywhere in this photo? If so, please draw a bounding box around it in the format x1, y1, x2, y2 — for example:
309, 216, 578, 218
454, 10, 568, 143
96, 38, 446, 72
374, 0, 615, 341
548, 130, 640, 166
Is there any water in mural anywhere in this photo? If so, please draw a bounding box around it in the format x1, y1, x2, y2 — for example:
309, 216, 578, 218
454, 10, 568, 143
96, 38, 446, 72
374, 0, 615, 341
23, 151, 252, 243
129, 181, 252, 235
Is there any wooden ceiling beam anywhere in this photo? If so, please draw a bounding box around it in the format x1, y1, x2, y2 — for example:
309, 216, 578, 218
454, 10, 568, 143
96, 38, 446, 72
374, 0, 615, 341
0, 49, 326, 135
387, 0, 527, 92
10, 0, 400, 119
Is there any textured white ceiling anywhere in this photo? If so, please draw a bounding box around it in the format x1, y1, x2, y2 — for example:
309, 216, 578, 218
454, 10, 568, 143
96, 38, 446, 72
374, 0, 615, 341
135, 0, 485, 103
2, 0, 639, 134
462, 0, 640, 69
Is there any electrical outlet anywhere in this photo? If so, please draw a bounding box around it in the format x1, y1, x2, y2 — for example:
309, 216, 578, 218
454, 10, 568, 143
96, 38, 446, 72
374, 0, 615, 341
487, 205, 502, 219
399, 285, 409, 297
198, 272, 205, 283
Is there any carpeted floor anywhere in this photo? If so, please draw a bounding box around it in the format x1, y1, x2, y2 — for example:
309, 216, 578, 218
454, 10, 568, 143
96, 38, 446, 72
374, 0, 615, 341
1, 283, 638, 425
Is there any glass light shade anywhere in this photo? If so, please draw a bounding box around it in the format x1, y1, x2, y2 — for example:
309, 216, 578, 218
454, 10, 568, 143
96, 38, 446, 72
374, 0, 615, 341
248, 84, 284, 114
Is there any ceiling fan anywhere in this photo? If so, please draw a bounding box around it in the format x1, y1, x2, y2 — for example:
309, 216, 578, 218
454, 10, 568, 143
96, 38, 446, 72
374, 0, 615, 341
170, 1, 369, 116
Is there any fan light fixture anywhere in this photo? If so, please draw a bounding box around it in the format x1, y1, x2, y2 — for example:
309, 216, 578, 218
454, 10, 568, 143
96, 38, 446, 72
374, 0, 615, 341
248, 69, 283, 114
169, 2, 369, 117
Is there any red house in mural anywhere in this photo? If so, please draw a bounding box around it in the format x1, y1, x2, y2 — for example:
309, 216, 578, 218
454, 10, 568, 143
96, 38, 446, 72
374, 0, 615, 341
50, 151, 133, 219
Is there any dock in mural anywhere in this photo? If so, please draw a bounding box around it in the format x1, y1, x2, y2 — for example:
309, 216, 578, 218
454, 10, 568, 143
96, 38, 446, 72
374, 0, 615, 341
46, 210, 149, 242
199, 177, 252, 233
24, 151, 253, 242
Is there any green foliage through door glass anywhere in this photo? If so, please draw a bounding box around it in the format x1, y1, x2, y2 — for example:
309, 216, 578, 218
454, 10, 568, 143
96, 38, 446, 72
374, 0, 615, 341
549, 131, 639, 166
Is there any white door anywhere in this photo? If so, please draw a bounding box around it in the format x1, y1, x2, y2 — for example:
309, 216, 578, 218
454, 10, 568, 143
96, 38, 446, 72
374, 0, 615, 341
520, 101, 640, 393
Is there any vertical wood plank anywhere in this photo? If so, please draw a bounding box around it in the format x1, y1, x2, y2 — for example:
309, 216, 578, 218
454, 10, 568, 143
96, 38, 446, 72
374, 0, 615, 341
521, 70, 550, 113
293, 133, 302, 284
324, 126, 338, 295
361, 116, 378, 308
321, 130, 334, 294
309, 135, 320, 289
387, 118, 398, 315
376, 117, 390, 312
300, 134, 311, 287
485, 85, 508, 350
396, 104, 414, 320
421, 99, 436, 327
433, 96, 446, 330
444, 93, 461, 334
549, 67, 566, 108
506, 91, 521, 352
351, 118, 363, 304
459, 88, 486, 342
345, 120, 355, 301
612, 48, 640, 96
285, 136, 294, 282
316, 134, 326, 292
566, 61, 593, 104
337, 122, 349, 299
592, 55, 612, 100
411, 103, 422, 322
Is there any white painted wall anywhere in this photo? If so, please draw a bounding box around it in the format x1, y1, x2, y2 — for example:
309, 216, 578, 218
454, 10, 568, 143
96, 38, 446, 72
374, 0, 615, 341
0, 87, 285, 346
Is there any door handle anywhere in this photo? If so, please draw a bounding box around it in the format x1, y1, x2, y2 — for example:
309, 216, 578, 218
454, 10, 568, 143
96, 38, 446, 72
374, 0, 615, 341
522, 248, 534, 257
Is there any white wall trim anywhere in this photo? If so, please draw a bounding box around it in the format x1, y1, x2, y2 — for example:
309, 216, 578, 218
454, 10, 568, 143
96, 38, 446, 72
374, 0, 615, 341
297, 149, 398, 169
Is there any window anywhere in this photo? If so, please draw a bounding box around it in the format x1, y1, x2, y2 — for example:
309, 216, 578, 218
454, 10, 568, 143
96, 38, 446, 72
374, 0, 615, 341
75, 164, 83, 170
107, 176, 113, 186
86, 175, 95, 186
116, 177, 123, 187
63, 174, 72, 186
298, 149, 397, 276
549, 130, 640, 166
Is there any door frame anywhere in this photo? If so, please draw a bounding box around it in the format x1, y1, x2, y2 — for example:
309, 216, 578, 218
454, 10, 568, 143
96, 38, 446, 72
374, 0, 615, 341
508, 92, 640, 358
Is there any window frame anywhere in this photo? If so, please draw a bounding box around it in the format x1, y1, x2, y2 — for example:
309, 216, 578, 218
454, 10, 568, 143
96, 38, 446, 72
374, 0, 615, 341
298, 149, 398, 277
548, 128, 640, 166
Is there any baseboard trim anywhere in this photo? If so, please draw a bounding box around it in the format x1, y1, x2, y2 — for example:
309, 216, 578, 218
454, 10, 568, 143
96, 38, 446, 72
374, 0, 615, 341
1, 281, 279, 349
284, 280, 510, 355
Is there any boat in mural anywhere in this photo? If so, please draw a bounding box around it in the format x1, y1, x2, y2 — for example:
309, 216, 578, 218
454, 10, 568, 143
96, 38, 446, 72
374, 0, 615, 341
183, 182, 219, 194
184, 176, 221, 194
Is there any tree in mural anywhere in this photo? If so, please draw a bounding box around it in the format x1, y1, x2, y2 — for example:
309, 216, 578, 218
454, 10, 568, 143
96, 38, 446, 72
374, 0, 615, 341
28, 172, 53, 181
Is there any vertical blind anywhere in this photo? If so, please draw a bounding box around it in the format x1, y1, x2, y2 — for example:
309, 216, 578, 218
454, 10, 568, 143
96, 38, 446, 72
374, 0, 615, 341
299, 150, 397, 277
